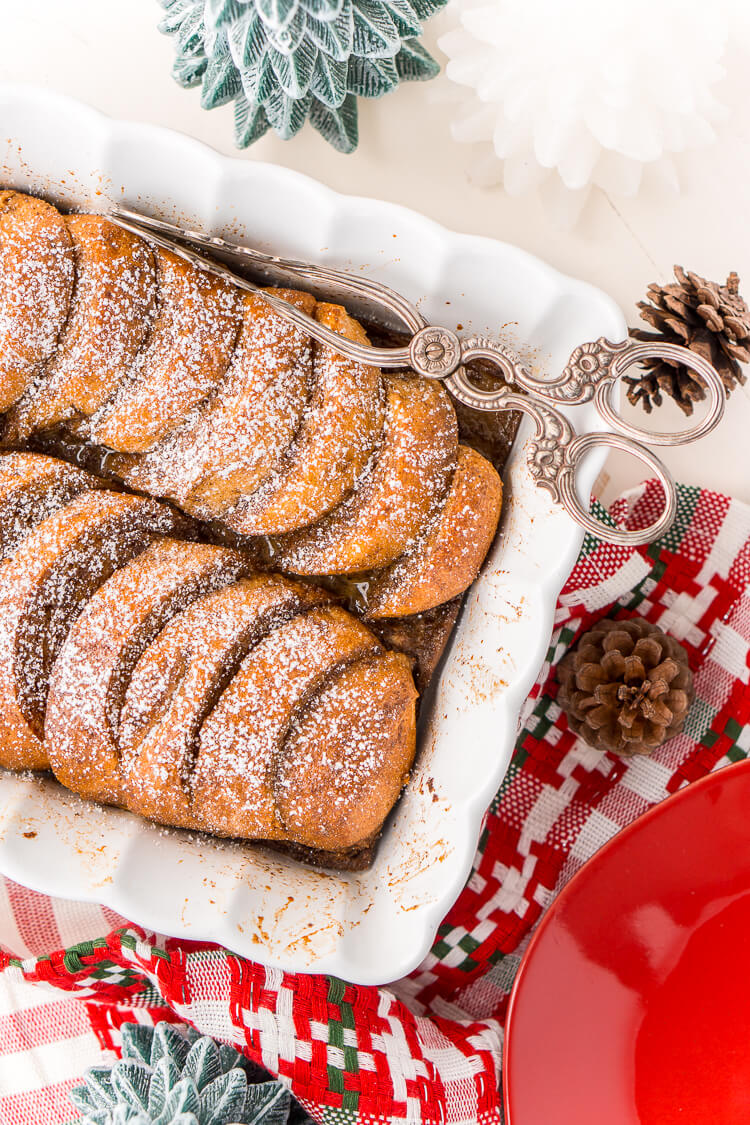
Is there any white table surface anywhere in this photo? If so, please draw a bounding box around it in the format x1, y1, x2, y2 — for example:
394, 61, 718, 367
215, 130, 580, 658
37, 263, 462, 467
3, 0, 750, 502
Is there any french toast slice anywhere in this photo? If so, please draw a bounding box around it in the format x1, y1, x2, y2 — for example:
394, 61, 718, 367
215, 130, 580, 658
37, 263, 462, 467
225, 303, 384, 534
192, 604, 381, 839
0, 490, 187, 770
119, 574, 329, 828
277, 372, 458, 574
0, 191, 74, 412
275, 651, 417, 851
5, 216, 157, 440
113, 290, 315, 514
90, 247, 241, 452
365, 444, 503, 618
0, 452, 102, 561
45, 538, 250, 804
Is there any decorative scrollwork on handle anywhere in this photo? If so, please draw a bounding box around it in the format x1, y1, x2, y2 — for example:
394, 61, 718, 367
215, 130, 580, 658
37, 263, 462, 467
452, 335, 632, 405
519, 399, 575, 504
544, 338, 631, 402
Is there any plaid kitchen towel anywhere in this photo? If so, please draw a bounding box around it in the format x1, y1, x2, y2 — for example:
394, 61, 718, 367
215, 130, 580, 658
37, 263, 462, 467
0, 480, 749, 1125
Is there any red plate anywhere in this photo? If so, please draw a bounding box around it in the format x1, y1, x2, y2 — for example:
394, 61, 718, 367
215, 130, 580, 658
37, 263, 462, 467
504, 759, 750, 1125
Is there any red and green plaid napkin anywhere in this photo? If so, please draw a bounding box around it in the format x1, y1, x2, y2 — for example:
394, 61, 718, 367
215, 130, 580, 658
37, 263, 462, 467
1, 480, 749, 1125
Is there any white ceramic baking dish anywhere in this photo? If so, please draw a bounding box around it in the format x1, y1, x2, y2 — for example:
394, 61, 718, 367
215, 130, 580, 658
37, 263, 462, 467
0, 85, 624, 984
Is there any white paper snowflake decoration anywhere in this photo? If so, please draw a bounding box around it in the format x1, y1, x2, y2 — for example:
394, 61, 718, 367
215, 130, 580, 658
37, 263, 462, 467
438, 0, 740, 225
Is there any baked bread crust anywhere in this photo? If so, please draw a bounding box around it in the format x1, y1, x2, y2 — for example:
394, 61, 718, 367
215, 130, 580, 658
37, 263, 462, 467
111, 289, 317, 514
0, 191, 74, 412
90, 249, 241, 452
277, 373, 458, 574
45, 538, 250, 804
370, 599, 462, 695
5, 215, 157, 440
365, 444, 503, 618
0, 489, 187, 769
119, 574, 329, 828
0, 451, 102, 561
276, 651, 417, 850
193, 604, 381, 839
225, 303, 384, 534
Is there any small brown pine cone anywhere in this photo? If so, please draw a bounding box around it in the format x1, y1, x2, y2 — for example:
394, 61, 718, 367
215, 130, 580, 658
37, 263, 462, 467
557, 617, 694, 757
626, 266, 750, 415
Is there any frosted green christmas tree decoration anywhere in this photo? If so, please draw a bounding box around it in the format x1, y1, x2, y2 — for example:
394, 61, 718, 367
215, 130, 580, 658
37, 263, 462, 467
68, 1022, 315, 1125
159, 0, 449, 152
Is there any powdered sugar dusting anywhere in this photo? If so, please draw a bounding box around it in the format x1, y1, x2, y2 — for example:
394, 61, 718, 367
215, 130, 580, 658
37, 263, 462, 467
0, 185, 512, 864
10, 215, 158, 435
0, 192, 74, 410
366, 444, 503, 618
117, 575, 327, 827
89, 248, 241, 452
0, 489, 184, 760
277, 652, 417, 850
226, 303, 384, 535
45, 538, 251, 798
113, 290, 315, 514
278, 373, 458, 574
0, 450, 426, 861
0, 194, 494, 617
192, 605, 379, 834
0, 452, 101, 561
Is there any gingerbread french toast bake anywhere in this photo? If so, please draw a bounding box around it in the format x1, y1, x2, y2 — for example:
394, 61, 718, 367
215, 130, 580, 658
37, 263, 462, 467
0, 188, 508, 867
0, 450, 417, 865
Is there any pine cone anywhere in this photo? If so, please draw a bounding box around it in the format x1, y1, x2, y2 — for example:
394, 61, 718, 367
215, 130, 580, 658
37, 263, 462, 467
557, 617, 694, 757
626, 266, 750, 415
